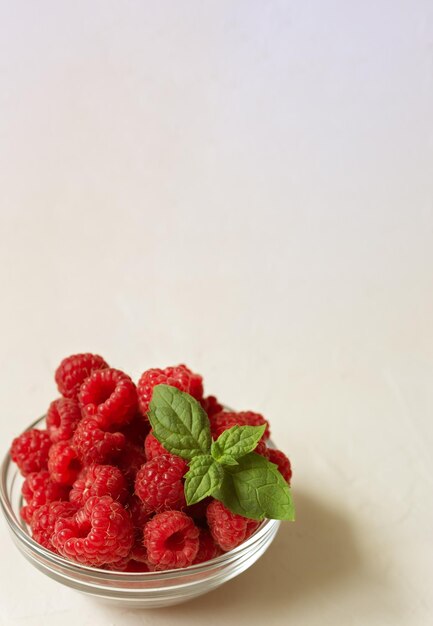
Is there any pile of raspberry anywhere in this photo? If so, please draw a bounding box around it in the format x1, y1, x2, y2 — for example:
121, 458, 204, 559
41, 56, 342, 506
10, 353, 292, 571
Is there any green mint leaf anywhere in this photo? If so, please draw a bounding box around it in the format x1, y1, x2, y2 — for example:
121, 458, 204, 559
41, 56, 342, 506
211, 424, 266, 463
214, 452, 295, 521
215, 454, 239, 466
184, 455, 224, 505
148, 385, 212, 461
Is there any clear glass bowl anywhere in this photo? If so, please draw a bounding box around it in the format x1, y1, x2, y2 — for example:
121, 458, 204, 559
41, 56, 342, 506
0, 416, 280, 608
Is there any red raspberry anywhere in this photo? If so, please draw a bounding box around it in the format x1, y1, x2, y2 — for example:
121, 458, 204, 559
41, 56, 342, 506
108, 544, 150, 572
20, 471, 70, 523
185, 496, 212, 522
267, 448, 292, 484
69, 464, 128, 507
46, 398, 81, 443
126, 495, 151, 538
31, 501, 78, 551
52, 495, 134, 567
124, 559, 150, 572
106, 555, 132, 571
206, 500, 259, 551
55, 353, 109, 400
164, 364, 203, 401
144, 431, 169, 461
193, 528, 222, 564
245, 518, 261, 539
124, 560, 150, 572
79, 368, 138, 429
137, 364, 203, 416
11, 429, 51, 476
144, 510, 200, 570
210, 411, 270, 441
200, 395, 223, 417
120, 412, 150, 446
255, 440, 270, 459
48, 441, 81, 485
73, 417, 125, 465
115, 442, 146, 486
130, 542, 149, 564
135, 454, 187, 514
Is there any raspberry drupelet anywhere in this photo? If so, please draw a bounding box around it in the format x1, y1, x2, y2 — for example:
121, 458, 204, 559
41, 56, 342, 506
55, 353, 109, 400
144, 510, 200, 570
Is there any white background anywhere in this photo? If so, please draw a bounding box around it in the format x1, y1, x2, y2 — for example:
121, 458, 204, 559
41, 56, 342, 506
1, 1, 432, 625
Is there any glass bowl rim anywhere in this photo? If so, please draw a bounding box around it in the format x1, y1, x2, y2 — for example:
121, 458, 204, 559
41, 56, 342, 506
0, 414, 279, 583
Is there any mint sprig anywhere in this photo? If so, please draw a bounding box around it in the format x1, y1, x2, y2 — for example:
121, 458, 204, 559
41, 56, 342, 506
148, 384, 295, 521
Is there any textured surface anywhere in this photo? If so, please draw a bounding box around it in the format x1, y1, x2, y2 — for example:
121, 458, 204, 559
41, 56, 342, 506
0, 0, 432, 624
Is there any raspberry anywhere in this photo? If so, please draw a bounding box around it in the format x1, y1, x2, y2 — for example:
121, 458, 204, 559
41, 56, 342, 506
137, 364, 203, 416
79, 368, 138, 429
193, 528, 222, 564
200, 395, 223, 417
52, 495, 134, 566
255, 440, 270, 459
55, 353, 109, 400
48, 441, 81, 485
120, 412, 150, 446
126, 495, 151, 538
69, 464, 128, 507
20, 471, 70, 523
11, 429, 51, 476
135, 454, 187, 514
108, 544, 150, 572
144, 510, 199, 570
46, 398, 81, 443
245, 517, 261, 539
130, 542, 149, 564
105, 555, 132, 571
124, 559, 150, 572
31, 501, 78, 551
115, 442, 146, 486
267, 448, 292, 484
185, 496, 212, 522
210, 411, 270, 441
206, 500, 259, 551
144, 431, 169, 461
73, 417, 125, 465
